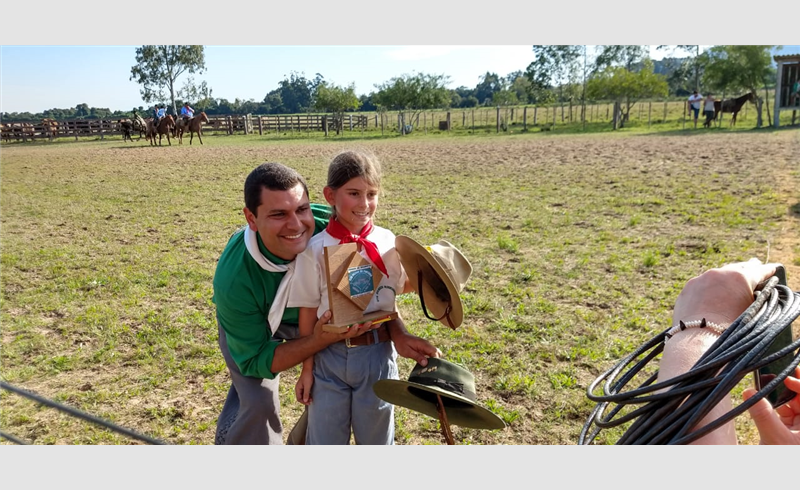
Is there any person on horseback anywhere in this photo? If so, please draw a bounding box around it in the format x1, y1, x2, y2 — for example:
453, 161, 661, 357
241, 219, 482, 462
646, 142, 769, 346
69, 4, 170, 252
180, 102, 195, 124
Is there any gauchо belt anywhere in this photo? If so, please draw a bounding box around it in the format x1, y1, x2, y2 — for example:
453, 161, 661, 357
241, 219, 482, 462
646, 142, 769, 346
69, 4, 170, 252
341, 324, 391, 348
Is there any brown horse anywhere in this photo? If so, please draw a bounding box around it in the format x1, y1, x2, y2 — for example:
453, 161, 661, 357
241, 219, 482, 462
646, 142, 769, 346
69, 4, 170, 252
176, 111, 210, 145
148, 115, 175, 146
713, 91, 755, 127
41, 118, 59, 140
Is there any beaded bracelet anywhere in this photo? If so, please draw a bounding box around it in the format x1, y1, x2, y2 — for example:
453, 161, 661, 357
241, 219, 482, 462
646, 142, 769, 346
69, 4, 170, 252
664, 318, 727, 341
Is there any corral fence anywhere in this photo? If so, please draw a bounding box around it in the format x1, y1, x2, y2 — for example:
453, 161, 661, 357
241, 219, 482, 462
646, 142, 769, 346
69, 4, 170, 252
0, 114, 369, 142
2, 95, 795, 143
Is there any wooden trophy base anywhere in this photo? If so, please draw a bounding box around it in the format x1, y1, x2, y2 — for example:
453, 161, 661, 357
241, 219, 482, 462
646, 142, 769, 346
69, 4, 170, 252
322, 242, 398, 333
321, 310, 398, 333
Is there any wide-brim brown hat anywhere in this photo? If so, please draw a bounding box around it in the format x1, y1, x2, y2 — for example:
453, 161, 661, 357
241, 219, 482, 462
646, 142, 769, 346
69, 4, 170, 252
373, 357, 505, 430
395, 236, 471, 330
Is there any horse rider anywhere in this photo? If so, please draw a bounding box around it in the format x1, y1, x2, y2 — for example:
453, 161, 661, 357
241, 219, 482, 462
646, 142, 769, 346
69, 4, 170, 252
180, 102, 195, 124
153, 105, 166, 126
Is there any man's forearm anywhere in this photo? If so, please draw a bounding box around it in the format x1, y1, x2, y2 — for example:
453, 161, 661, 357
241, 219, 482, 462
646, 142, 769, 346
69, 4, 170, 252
386, 315, 408, 339
271, 335, 330, 374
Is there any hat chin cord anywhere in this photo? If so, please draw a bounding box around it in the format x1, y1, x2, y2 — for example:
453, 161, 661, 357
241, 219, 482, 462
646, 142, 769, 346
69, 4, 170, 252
580, 275, 800, 445
418, 271, 455, 329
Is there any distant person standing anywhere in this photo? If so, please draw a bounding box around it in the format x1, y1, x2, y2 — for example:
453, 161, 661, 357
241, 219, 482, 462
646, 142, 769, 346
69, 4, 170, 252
703, 93, 716, 128
688, 90, 703, 128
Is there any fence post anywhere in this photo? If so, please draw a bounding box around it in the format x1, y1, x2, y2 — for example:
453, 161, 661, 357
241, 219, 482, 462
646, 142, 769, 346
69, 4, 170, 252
496, 106, 500, 133
534, 106, 538, 125
349, 115, 353, 131
471, 110, 474, 133
663, 101, 668, 123
648, 101, 652, 128
258, 116, 263, 135
682, 102, 686, 130
520, 107, 526, 129
447, 111, 451, 131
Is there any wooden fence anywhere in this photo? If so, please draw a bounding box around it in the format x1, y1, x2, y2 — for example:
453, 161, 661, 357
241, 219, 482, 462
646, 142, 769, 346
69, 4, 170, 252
1, 119, 125, 142
2, 95, 795, 143
0, 114, 370, 142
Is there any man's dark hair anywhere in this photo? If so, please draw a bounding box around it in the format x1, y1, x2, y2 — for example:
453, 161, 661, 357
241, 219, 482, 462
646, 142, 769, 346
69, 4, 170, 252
244, 162, 309, 216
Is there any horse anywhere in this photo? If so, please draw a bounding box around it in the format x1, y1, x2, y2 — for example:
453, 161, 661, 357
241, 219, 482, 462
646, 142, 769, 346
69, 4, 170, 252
131, 113, 147, 139
712, 91, 755, 127
41, 118, 58, 140
147, 115, 174, 146
117, 119, 134, 142
176, 111, 210, 145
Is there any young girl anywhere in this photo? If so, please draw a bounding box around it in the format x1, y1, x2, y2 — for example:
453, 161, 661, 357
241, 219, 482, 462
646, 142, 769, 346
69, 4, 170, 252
288, 150, 410, 445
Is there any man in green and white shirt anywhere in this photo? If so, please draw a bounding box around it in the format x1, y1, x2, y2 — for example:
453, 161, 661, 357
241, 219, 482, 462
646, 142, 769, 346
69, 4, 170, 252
212, 162, 439, 445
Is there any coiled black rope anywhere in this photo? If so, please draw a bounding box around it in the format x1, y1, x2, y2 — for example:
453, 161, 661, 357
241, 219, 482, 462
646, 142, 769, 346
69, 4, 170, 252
0, 381, 165, 445
579, 275, 800, 445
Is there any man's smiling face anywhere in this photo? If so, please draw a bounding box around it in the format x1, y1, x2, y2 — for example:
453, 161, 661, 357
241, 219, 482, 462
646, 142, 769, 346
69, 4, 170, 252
244, 183, 315, 261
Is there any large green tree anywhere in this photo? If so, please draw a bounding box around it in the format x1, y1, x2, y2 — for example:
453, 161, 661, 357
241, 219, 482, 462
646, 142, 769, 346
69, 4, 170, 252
593, 45, 649, 72
179, 76, 213, 111
314, 82, 361, 135
474, 72, 503, 105
130, 45, 206, 117
702, 45, 775, 128
264, 72, 324, 114
526, 45, 583, 105
373, 73, 450, 134
586, 60, 668, 129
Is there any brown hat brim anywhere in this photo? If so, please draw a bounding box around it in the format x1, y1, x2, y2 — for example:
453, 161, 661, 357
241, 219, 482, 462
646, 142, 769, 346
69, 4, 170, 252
395, 236, 464, 329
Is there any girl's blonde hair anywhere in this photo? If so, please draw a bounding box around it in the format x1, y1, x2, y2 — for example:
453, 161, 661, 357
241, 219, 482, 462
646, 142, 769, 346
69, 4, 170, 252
326, 150, 382, 218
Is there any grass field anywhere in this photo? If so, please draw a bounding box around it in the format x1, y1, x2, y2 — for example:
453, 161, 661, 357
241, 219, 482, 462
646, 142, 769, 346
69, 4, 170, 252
1, 127, 798, 445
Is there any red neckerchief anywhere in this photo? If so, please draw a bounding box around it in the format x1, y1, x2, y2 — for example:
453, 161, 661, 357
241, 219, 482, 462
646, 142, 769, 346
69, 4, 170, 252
326, 217, 389, 277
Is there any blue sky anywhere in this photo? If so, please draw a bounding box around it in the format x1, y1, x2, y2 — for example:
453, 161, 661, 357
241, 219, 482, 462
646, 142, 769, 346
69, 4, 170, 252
0, 46, 535, 113
1, 45, 796, 114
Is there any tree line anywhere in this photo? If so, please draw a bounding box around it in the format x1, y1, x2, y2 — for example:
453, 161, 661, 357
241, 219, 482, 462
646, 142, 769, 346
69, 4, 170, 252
1, 45, 781, 130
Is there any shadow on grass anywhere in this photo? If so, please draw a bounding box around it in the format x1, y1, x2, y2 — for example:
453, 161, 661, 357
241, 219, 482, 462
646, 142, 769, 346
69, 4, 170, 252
790, 202, 800, 220
630, 124, 800, 138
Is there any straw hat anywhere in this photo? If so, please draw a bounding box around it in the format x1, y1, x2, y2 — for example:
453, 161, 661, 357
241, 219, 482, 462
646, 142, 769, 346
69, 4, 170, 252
373, 357, 505, 430
395, 236, 471, 330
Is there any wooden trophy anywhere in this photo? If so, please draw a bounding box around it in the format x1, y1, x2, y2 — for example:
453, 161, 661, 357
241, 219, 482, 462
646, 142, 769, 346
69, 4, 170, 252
322, 242, 397, 333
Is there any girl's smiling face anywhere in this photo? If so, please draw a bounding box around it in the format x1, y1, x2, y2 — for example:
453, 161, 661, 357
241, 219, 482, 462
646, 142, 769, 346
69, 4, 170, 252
324, 176, 379, 234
